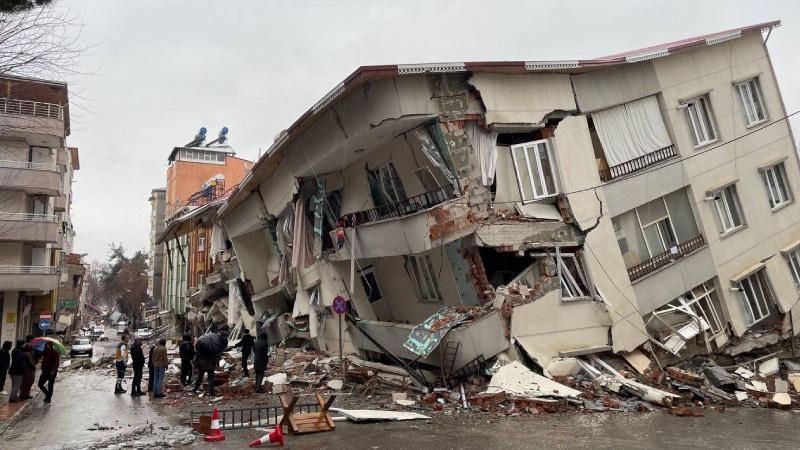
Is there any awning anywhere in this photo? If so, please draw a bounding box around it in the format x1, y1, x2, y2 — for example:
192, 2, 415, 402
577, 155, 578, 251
781, 237, 800, 254
731, 262, 766, 283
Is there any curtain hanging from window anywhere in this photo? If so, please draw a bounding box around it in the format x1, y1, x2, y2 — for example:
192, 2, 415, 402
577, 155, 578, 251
291, 196, 314, 269
465, 121, 499, 186
592, 95, 672, 167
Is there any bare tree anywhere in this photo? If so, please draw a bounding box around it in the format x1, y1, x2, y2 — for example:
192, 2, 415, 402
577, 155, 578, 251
0, 0, 53, 14
0, 3, 85, 78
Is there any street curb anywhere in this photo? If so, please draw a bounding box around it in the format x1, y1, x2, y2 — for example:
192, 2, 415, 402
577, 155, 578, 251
0, 391, 41, 436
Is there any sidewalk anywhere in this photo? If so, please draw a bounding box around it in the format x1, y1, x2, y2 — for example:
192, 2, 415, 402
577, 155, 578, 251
0, 391, 39, 436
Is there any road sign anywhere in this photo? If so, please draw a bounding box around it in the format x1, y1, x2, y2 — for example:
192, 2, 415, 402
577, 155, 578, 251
39, 319, 51, 331
332, 296, 347, 315
40, 311, 52, 320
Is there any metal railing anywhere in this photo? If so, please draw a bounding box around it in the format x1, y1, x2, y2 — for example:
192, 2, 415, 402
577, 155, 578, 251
0, 212, 57, 222
0, 97, 64, 120
627, 234, 705, 281
0, 160, 59, 172
599, 145, 677, 182
190, 402, 321, 430
340, 185, 457, 228
0, 265, 58, 274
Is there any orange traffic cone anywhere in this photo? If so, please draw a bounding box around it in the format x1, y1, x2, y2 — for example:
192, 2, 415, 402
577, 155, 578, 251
204, 407, 226, 442
248, 425, 284, 447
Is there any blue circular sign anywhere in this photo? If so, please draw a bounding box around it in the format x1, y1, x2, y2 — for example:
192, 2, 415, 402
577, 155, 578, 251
332, 296, 347, 315
39, 319, 51, 331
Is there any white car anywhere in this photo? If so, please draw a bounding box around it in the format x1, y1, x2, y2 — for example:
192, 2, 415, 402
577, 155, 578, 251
135, 328, 153, 340
70, 338, 93, 358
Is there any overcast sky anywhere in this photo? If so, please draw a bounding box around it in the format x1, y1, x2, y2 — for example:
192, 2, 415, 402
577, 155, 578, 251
61, 0, 800, 263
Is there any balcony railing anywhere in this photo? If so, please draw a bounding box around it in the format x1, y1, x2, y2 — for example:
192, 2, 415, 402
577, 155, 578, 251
0, 265, 58, 274
627, 234, 706, 281
0, 97, 63, 120
340, 185, 458, 228
599, 145, 677, 182
0, 212, 57, 222
0, 160, 59, 172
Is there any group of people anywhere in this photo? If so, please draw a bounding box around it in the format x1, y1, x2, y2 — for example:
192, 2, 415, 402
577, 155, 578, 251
0, 336, 60, 404
109, 327, 269, 399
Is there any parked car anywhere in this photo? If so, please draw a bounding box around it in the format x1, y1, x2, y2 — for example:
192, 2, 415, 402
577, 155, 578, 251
70, 338, 93, 358
135, 328, 153, 340
116, 324, 128, 335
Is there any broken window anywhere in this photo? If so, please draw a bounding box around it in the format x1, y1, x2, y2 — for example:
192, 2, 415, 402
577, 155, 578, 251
406, 254, 442, 303
510, 139, 557, 202
738, 270, 773, 326
414, 166, 441, 192
761, 162, 791, 210
375, 162, 407, 204
558, 254, 591, 301
683, 94, 718, 147
308, 284, 322, 312
358, 265, 383, 303
647, 281, 724, 354
636, 197, 678, 257
712, 184, 745, 234
785, 246, 800, 288
735, 77, 767, 127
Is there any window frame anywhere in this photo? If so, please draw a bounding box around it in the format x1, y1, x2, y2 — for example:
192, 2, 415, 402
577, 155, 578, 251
407, 254, 443, 303
376, 162, 407, 204
785, 246, 800, 289
683, 94, 719, 148
711, 184, 745, 235
557, 252, 593, 302
634, 197, 679, 258
737, 270, 773, 326
761, 162, 792, 210
510, 139, 558, 203
358, 265, 383, 303
735, 77, 768, 127
197, 235, 206, 251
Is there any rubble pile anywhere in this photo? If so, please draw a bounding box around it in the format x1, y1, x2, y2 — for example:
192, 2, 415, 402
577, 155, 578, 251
64, 423, 197, 450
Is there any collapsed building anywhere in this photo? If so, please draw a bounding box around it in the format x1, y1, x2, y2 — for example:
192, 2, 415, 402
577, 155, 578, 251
163, 21, 800, 383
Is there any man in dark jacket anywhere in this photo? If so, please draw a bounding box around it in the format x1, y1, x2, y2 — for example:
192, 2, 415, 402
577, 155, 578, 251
37, 342, 60, 404
19, 336, 35, 400
0, 340, 11, 395
192, 352, 217, 396
252, 332, 270, 393
130, 338, 146, 397
147, 343, 155, 392
8, 340, 25, 402
235, 329, 254, 377
178, 334, 194, 386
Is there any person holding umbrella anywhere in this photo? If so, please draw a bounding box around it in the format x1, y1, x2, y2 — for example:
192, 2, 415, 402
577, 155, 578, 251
37, 341, 60, 404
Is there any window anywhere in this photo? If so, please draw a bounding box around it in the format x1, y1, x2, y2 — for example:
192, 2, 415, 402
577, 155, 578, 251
376, 162, 407, 204
407, 255, 442, 303
761, 162, 791, 209
511, 139, 558, 202
712, 185, 745, 234
684, 95, 718, 147
308, 284, 322, 311
683, 282, 724, 334
785, 247, 800, 288
413, 166, 440, 192
359, 266, 383, 303
198, 235, 206, 251
736, 78, 767, 126
558, 254, 591, 300
738, 270, 773, 326
636, 198, 678, 257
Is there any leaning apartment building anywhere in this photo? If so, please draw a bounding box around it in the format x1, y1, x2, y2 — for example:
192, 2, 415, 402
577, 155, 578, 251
0, 75, 80, 343
199, 21, 800, 376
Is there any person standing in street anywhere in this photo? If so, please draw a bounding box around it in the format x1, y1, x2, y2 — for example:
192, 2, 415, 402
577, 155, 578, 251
0, 341, 11, 395
152, 338, 168, 398
37, 342, 59, 404
7, 340, 24, 402
252, 332, 270, 393
178, 334, 194, 386
192, 352, 217, 396
19, 336, 35, 400
130, 338, 145, 397
234, 329, 254, 378
114, 335, 129, 394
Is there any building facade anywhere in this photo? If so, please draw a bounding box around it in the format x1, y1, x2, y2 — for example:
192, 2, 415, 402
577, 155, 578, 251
216, 21, 800, 374
148, 188, 166, 309
0, 75, 76, 342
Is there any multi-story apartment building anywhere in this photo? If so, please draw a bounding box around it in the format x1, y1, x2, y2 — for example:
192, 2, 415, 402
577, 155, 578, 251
215, 21, 800, 376
0, 75, 75, 342
148, 187, 166, 309
159, 130, 252, 330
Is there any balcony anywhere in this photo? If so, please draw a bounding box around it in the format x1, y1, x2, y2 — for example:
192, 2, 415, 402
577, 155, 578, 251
340, 185, 457, 228
0, 212, 59, 243
627, 234, 706, 282
599, 145, 678, 182
0, 97, 66, 144
0, 160, 62, 196
0, 265, 59, 291
54, 195, 67, 212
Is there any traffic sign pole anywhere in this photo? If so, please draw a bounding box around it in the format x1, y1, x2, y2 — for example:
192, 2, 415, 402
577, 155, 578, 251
332, 296, 347, 376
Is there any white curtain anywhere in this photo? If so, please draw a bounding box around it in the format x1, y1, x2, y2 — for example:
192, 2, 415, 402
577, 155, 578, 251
210, 223, 226, 257
593, 96, 672, 167
465, 121, 499, 186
